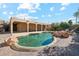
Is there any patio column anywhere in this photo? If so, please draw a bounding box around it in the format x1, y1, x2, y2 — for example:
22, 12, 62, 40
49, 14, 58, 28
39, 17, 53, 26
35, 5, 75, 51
27, 22, 29, 32
36, 24, 37, 31
45, 25, 47, 31
44, 25, 46, 31
41, 24, 43, 31
10, 19, 13, 35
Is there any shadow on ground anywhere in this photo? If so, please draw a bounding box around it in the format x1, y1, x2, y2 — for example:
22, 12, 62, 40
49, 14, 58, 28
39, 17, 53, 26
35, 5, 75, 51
72, 33, 79, 42
0, 42, 8, 48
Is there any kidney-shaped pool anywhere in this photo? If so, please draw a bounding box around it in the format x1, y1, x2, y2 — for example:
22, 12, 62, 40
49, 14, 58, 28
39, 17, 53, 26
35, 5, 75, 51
17, 32, 54, 47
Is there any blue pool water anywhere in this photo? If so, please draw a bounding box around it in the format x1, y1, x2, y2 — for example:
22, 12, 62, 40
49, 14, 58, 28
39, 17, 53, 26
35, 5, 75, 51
18, 32, 54, 47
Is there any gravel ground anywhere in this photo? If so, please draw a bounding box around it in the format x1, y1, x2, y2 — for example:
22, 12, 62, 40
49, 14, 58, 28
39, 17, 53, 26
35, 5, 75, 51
38, 33, 79, 56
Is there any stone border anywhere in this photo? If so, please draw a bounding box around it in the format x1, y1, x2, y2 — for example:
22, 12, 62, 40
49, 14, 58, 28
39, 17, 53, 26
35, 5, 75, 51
10, 32, 57, 52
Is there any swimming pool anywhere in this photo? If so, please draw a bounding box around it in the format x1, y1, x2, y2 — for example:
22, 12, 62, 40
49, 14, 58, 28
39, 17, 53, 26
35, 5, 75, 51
17, 32, 54, 47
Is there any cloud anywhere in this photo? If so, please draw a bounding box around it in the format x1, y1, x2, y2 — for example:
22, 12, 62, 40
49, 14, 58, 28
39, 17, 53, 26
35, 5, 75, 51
9, 11, 13, 15
28, 10, 37, 13
60, 6, 66, 11
35, 3, 40, 9
2, 4, 6, 8
48, 14, 52, 17
61, 3, 70, 6
0, 4, 7, 8
17, 3, 33, 10
31, 16, 38, 19
60, 3, 70, 11
16, 13, 38, 20
50, 7, 54, 11
68, 17, 75, 20
3, 11, 14, 16
16, 13, 28, 18
41, 14, 52, 17
57, 17, 75, 24
41, 15, 45, 17
17, 3, 41, 12
3, 11, 7, 15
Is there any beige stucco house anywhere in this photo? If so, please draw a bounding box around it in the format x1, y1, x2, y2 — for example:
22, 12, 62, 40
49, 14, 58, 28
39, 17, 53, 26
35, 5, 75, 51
10, 17, 51, 34
0, 19, 5, 33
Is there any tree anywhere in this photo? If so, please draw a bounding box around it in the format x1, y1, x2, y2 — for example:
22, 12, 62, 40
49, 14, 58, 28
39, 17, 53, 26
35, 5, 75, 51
51, 22, 70, 31
51, 23, 60, 31
73, 9, 79, 24
68, 20, 73, 25
60, 22, 70, 30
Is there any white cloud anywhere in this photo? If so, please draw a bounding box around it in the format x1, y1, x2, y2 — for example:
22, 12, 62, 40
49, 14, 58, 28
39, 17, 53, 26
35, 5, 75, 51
17, 3, 40, 11
61, 3, 70, 6
9, 12, 13, 15
35, 3, 41, 10
16, 14, 28, 19
8, 16, 12, 19
57, 17, 75, 24
17, 3, 33, 10
2, 4, 6, 8
68, 17, 75, 20
60, 7, 66, 11
60, 3, 70, 11
35, 3, 40, 9
3, 11, 7, 15
3, 11, 14, 16
41, 15, 45, 17
50, 7, 54, 11
30, 16, 38, 19
16, 13, 38, 20
48, 14, 52, 17
29, 10, 36, 13
0, 4, 7, 8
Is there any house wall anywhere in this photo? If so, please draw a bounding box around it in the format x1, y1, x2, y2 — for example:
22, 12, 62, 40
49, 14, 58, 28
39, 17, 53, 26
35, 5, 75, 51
17, 23, 27, 32
42, 25, 45, 31
37, 24, 41, 31
0, 20, 4, 33
29, 23, 36, 32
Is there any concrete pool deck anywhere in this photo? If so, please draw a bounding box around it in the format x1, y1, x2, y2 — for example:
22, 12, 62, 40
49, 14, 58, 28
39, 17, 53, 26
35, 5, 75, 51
11, 31, 54, 37
0, 32, 74, 56
53, 36, 72, 47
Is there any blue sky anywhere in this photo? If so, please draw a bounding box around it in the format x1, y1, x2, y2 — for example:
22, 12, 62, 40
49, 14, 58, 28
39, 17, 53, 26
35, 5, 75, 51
0, 3, 79, 24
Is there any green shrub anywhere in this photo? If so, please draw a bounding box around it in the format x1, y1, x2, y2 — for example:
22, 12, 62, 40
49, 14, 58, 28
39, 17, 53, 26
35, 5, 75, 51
51, 22, 70, 31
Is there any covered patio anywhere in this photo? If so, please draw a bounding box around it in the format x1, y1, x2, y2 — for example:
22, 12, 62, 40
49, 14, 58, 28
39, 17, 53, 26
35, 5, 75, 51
10, 17, 48, 34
